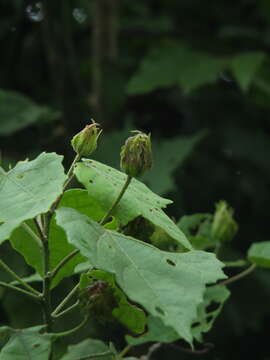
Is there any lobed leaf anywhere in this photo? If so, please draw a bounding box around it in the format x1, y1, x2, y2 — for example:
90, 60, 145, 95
0, 152, 67, 244
74, 159, 191, 249
56, 207, 226, 344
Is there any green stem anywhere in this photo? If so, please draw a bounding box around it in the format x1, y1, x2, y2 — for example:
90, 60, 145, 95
0, 281, 41, 300
41, 236, 52, 332
224, 260, 248, 268
66, 154, 81, 180
51, 283, 80, 317
0, 259, 40, 296
100, 175, 132, 225
22, 222, 42, 247
52, 300, 80, 319
54, 316, 88, 338
219, 264, 257, 286
49, 154, 81, 215
50, 249, 80, 281
119, 344, 132, 358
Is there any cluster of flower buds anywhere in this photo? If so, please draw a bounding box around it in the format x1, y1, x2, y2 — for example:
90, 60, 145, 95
71, 121, 152, 178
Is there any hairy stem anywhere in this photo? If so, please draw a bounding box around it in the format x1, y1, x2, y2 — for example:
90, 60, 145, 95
119, 344, 132, 358
52, 300, 80, 319
0, 281, 41, 300
219, 264, 257, 286
100, 175, 132, 225
50, 249, 80, 281
49, 154, 81, 215
54, 315, 88, 338
22, 222, 42, 247
51, 283, 80, 317
0, 259, 40, 296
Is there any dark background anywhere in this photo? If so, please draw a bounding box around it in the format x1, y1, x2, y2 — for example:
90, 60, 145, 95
1, 0, 270, 359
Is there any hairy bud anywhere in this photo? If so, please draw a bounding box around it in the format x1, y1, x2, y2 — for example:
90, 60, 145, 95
211, 201, 238, 243
120, 131, 152, 178
71, 120, 102, 156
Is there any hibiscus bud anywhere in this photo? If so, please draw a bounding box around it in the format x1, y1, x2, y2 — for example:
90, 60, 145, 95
120, 131, 152, 178
211, 201, 238, 243
71, 120, 102, 156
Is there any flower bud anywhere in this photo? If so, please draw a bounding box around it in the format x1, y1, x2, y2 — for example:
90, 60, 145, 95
71, 120, 102, 156
211, 201, 238, 243
120, 131, 152, 178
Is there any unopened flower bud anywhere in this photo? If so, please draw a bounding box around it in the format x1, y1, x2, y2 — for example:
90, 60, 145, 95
120, 131, 152, 177
211, 201, 238, 243
71, 120, 102, 156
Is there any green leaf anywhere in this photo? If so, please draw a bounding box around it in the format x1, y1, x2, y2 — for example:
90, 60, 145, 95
9, 189, 113, 285
126, 286, 230, 345
248, 241, 270, 268
142, 131, 206, 194
0, 89, 58, 136
9, 220, 43, 276
126, 315, 179, 345
191, 285, 230, 342
74, 159, 191, 250
56, 207, 226, 344
0, 152, 67, 244
60, 338, 113, 360
87, 270, 146, 334
127, 43, 227, 94
230, 52, 265, 92
177, 214, 214, 250
0, 325, 53, 360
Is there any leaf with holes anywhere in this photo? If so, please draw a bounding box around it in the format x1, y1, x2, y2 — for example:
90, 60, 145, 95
74, 159, 191, 249
56, 207, 226, 344
0, 325, 53, 360
0, 152, 67, 244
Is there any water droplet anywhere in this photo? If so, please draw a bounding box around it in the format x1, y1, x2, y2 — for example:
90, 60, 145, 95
72, 8, 87, 24
25, 2, 44, 22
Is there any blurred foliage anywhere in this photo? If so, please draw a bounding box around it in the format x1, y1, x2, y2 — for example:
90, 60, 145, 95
1, 0, 270, 359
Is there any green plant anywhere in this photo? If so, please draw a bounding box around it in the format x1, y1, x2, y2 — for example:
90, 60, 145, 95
0, 124, 268, 359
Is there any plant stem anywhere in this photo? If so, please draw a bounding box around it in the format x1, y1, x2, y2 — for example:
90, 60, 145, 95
51, 283, 80, 317
0, 281, 41, 300
41, 235, 52, 332
119, 344, 132, 358
40, 154, 81, 332
49, 154, 81, 215
22, 222, 42, 247
54, 315, 88, 338
224, 260, 248, 268
219, 264, 257, 286
50, 249, 80, 281
0, 259, 40, 296
100, 175, 132, 225
52, 300, 80, 319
